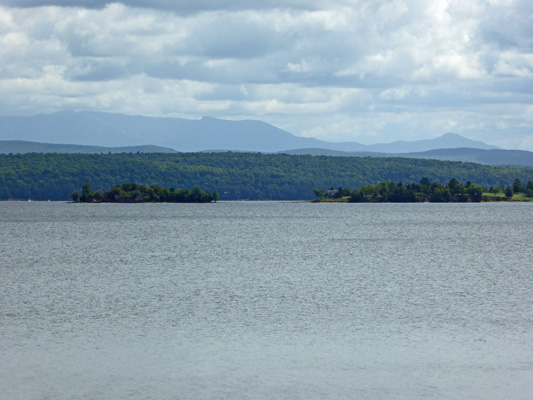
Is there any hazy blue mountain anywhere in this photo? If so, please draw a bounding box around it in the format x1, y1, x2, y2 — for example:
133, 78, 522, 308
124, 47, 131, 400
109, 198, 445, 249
364, 133, 499, 152
0, 140, 177, 154
0, 111, 352, 152
403, 148, 533, 166
0, 110, 499, 153
281, 147, 533, 166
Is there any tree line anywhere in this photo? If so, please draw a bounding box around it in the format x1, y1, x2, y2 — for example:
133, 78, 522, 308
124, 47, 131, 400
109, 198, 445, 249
71, 183, 218, 203
316, 178, 533, 202
1, 152, 532, 201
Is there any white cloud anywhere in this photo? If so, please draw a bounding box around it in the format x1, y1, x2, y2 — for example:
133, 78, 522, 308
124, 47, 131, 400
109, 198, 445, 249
379, 86, 415, 101
493, 52, 533, 78
0, 0, 532, 149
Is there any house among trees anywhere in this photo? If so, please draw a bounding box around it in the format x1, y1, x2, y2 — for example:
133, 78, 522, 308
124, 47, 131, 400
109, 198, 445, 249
327, 189, 339, 198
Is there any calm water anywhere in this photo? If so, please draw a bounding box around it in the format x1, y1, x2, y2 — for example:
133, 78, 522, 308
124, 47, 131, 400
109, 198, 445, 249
1, 201, 532, 399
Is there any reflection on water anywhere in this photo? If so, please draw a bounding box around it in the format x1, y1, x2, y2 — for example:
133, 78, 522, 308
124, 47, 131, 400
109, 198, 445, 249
1, 202, 532, 399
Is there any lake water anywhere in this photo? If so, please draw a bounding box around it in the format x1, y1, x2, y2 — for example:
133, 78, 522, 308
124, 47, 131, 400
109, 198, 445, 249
1, 201, 532, 399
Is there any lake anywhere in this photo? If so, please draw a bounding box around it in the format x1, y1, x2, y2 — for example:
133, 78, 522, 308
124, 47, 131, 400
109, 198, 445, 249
1, 201, 532, 399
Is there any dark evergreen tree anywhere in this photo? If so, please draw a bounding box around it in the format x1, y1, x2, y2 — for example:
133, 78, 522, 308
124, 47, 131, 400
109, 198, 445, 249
513, 179, 522, 193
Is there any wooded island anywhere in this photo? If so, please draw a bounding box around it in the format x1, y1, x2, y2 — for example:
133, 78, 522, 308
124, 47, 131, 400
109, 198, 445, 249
71, 183, 218, 203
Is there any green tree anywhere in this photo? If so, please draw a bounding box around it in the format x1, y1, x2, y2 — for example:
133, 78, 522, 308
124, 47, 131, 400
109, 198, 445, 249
467, 185, 483, 202
349, 189, 365, 202
447, 178, 464, 195
213, 190, 219, 202
80, 184, 93, 202
513, 179, 522, 193
93, 190, 104, 202
314, 189, 326, 198
419, 177, 431, 186
505, 186, 513, 198
70, 191, 79, 202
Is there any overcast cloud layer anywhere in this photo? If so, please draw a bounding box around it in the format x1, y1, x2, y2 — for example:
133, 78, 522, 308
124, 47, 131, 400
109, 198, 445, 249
1, 0, 532, 149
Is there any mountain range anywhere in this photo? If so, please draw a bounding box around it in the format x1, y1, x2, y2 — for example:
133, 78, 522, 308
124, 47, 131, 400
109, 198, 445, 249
1, 110, 531, 166
0, 141, 176, 154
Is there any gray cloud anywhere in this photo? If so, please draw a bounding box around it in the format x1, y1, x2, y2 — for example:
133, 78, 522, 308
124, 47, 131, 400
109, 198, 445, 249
0, 0, 532, 150
65, 59, 140, 81
1, 0, 107, 8
479, 0, 533, 50
0, 0, 330, 12
185, 15, 284, 59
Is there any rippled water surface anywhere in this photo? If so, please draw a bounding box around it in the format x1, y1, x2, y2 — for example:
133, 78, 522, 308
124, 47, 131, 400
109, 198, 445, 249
1, 201, 532, 399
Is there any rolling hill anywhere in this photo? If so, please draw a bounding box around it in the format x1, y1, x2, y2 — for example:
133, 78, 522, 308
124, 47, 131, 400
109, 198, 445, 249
0, 140, 176, 154
281, 147, 533, 167
1, 152, 531, 201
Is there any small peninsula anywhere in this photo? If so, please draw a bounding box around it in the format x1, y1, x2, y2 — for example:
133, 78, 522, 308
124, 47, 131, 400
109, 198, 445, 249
315, 178, 533, 203
71, 183, 218, 203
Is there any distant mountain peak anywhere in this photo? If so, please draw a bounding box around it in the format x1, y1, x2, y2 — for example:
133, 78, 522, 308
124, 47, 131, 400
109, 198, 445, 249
434, 132, 500, 150
363, 132, 500, 153
0, 111, 501, 153
441, 132, 462, 137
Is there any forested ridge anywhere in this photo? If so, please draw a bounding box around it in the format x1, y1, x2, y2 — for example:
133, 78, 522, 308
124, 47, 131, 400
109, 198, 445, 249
1, 152, 531, 201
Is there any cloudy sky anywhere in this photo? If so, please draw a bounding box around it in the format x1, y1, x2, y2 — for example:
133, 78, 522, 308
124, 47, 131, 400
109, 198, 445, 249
1, 0, 532, 149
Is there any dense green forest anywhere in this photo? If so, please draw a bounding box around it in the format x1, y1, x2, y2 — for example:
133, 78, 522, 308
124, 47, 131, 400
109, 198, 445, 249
72, 183, 217, 203
1, 152, 532, 201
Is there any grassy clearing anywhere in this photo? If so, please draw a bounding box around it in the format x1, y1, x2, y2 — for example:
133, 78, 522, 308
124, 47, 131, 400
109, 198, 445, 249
510, 193, 533, 201
483, 193, 533, 201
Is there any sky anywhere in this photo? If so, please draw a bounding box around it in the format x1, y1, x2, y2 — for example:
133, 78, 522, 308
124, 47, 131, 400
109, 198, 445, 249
1, 0, 533, 150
